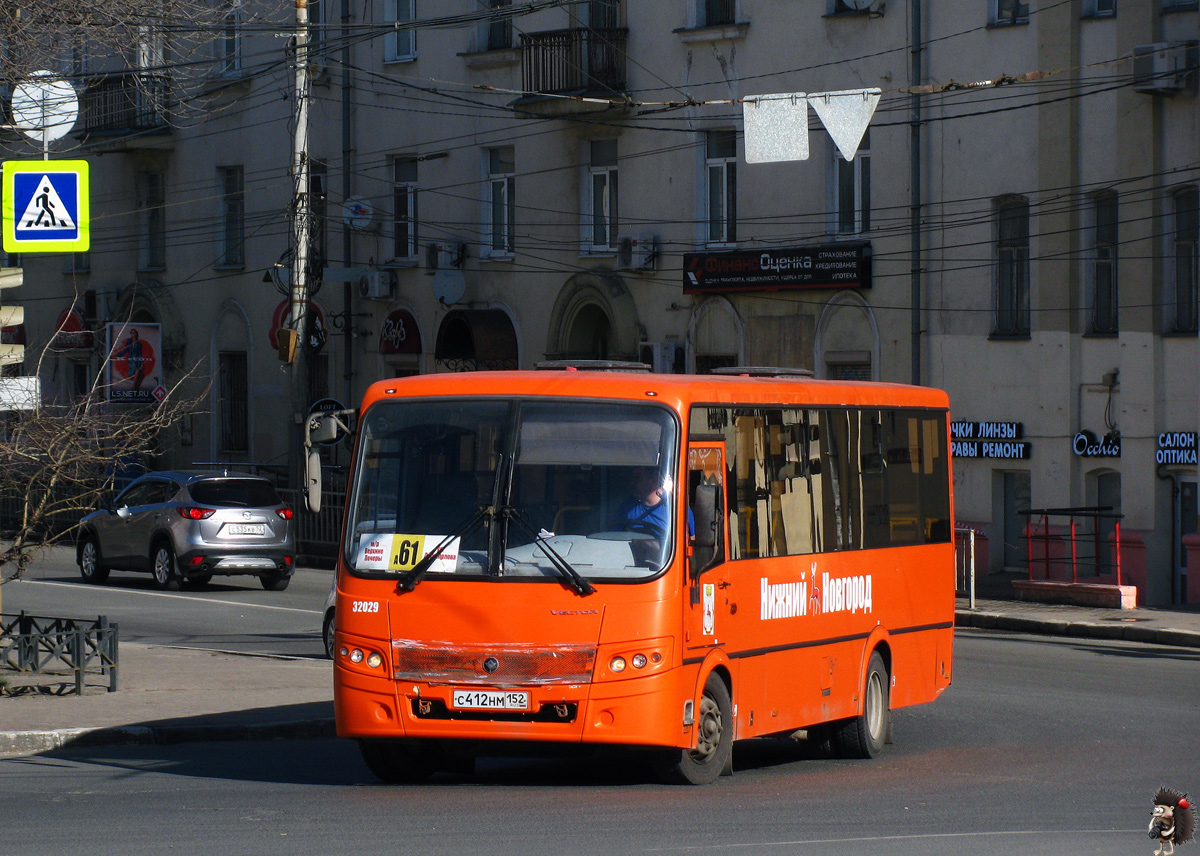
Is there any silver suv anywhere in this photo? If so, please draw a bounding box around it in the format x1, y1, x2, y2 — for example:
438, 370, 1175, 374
77, 470, 296, 591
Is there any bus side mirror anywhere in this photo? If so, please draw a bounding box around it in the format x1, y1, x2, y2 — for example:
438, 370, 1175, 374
691, 483, 723, 578
305, 448, 323, 514
303, 409, 355, 514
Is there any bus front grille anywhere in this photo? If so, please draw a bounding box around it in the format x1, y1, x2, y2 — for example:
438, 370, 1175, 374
391, 640, 596, 685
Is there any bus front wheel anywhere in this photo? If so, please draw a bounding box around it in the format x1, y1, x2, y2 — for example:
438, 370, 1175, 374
359, 739, 472, 783
652, 673, 733, 785
834, 651, 890, 759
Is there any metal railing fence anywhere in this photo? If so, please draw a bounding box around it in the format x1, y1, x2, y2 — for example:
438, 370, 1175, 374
1, 612, 119, 695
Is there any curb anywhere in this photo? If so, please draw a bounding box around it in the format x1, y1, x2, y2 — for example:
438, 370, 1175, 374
955, 609, 1200, 649
0, 717, 336, 759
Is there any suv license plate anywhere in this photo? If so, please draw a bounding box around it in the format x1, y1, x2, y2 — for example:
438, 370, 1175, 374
451, 689, 529, 711
225, 524, 266, 535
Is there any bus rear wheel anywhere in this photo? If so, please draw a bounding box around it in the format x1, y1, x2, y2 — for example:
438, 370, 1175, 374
834, 651, 889, 759
652, 673, 733, 785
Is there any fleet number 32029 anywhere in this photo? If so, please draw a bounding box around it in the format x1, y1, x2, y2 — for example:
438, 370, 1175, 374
351, 601, 380, 613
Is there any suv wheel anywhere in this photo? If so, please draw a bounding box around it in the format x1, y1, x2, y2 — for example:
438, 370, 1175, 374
78, 535, 111, 585
261, 571, 290, 591
152, 542, 183, 591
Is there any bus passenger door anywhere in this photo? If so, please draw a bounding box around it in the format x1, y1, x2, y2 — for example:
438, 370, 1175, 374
685, 444, 727, 650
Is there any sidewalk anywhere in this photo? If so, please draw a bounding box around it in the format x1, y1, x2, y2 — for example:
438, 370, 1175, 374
4, 595, 1200, 759
0, 642, 334, 758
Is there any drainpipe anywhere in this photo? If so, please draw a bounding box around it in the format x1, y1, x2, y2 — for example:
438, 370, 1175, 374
909, 0, 923, 386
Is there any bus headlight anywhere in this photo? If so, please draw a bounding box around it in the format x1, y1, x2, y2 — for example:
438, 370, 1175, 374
596, 638, 673, 681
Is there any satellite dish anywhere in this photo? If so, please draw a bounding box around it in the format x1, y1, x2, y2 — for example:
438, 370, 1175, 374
341, 196, 374, 231
11, 71, 79, 148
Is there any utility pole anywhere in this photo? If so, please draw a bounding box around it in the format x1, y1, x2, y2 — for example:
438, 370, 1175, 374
287, 0, 313, 496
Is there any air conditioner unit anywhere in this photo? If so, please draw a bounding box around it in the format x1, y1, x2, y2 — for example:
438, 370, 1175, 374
1132, 42, 1198, 94
617, 234, 657, 272
424, 241, 466, 273
357, 270, 394, 300
639, 341, 679, 374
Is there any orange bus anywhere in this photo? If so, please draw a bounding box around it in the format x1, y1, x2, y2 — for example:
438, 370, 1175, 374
312, 363, 954, 784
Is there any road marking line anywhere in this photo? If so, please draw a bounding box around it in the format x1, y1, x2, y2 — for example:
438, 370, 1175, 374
643, 829, 1133, 851
13, 579, 322, 615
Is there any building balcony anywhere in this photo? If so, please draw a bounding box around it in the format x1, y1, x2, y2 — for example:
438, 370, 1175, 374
77, 72, 174, 150
514, 28, 629, 117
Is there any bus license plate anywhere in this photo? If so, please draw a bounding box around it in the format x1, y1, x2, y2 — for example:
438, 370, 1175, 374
451, 689, 529, 711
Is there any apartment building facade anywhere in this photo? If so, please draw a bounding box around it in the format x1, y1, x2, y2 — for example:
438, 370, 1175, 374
4, 0, 1198, 603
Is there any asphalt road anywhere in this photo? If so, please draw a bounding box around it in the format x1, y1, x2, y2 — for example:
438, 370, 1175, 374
4, 629, 1199, 856
2, 547, 331, 658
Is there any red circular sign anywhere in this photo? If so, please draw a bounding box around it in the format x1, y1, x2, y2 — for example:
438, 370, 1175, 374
111, 329, 157, 385
270, 299, 326, 352
52, 307, 92, 348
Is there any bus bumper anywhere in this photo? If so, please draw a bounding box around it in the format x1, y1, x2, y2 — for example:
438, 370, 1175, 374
335, 660, 691, 749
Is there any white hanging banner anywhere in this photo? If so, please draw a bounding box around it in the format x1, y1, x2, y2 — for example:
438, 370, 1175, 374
742, 93, 809, 164
807, 88, 881, 161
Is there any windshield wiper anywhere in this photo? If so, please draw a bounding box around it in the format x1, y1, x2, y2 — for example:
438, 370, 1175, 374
502, 508, 596, 597
396, 505, 492, 593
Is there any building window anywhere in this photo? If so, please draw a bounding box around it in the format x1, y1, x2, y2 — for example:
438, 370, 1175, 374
1090, 191, 1118, 334
486, 0, 512, 50
705, 130, 737, 245
217, 166, 244, 268
309, 351, 330, 402
1162, 0, 1198, 11
385, 0, 416, 62
218, 351, 248, 452
309, 0, 325, 55
311, 160, 327, 269
393, 157, 418, 260
699, 0, 735, 26
1172, 186, 1199, 334
137, 171, 166, 271
833, 128, 870, 235
1082, 0, 1116, 16
218, 1, 242, 76
994, 196, 1030, 337
587, 140, 618, 252
487, 146, 515, 256
589, 0, 620, 27
990, 0, 1029, 25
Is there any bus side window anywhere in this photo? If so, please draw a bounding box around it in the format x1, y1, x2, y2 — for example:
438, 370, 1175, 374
687, 444, 726, 576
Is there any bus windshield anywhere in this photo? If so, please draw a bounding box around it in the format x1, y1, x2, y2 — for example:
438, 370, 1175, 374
344, 398, 680, 582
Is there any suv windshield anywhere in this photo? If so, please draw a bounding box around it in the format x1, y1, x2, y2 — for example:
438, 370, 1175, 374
344, 398, 679, 582
190, 479, 283, 507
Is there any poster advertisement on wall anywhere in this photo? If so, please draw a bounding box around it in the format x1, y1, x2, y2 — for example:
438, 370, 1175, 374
106, 322, 163, 404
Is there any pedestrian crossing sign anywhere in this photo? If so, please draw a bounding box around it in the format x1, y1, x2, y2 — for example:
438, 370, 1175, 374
2, 160, 90, 253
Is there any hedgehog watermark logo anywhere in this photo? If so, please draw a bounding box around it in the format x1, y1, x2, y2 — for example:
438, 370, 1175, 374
1150, 787, 1196, 856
